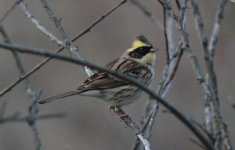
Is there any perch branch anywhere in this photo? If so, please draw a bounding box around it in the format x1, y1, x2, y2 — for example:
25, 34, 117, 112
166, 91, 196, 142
111, 107, 151, 150
0, 43, 214, 150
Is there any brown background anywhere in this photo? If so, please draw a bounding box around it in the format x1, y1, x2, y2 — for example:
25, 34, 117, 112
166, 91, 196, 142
0, 0, 234, 150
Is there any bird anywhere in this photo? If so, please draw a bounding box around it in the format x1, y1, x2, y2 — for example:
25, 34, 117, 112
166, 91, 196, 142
38, 35, 158, 106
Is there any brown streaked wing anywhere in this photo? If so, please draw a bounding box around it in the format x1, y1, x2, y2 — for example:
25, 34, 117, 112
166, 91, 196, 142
106, 58, 119, 68
77, 58, 150, 91
108, 58, 149, 80
77, 58, 128, 90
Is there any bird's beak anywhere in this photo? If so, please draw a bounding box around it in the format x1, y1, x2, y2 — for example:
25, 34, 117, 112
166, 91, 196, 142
150, 47, 159, 53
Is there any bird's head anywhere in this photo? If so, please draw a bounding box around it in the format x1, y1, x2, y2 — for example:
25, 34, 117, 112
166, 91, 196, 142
122, 35, 158, 66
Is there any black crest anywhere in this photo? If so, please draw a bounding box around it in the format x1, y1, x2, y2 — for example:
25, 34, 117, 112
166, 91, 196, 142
136, 35, 152, 46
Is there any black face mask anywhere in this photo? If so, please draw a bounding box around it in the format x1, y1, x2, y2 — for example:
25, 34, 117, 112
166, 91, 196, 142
129, 46, 152, 59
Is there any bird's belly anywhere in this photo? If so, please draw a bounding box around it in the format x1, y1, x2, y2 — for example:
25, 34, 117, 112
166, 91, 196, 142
102, 85, 142, 106
79, 86, 143, 106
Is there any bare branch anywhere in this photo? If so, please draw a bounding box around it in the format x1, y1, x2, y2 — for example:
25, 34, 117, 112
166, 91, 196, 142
137, 134, 151, 150
39, 0, 70, 41
0, 25, 27, 76
39, 0, 94, 76
19, 0, 64, 46
208, 0, 228, 58
190, 0, 209, 52
190, 0, 233, 149
129, 0, 164, 30
111, 107, 151, 150
27, 89, 44, 150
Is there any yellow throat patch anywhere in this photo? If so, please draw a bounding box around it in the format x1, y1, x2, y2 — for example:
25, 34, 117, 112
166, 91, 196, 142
143, 52, 154, 63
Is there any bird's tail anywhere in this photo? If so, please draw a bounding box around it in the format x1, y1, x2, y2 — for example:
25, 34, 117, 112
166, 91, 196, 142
38, 90, 83, 104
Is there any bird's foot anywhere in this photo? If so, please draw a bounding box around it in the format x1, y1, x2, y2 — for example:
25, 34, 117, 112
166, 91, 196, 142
110, 106, 131, 120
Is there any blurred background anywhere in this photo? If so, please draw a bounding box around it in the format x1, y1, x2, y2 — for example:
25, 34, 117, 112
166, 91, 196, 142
0, 0, 234, 149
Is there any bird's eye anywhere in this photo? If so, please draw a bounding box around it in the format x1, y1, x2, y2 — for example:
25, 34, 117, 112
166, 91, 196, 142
131, 52, 141, 58
129, 46, 152, 58
139, 47, 146, 54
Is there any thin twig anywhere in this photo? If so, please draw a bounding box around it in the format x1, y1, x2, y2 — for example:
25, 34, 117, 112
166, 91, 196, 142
159, 0, 170, 62
0, 25, 26, 74
208, 0, 228, 58
111, 107, 151, 150
39, 0, 94, 76
19, 0, 64, 46
0, 0, 22, 24
190, 0, 218, 100
39, 0, 70, 41
0, 43, 214, 150
0, 112, 66, 125
190, 0, 209, 52
129, 0, 164, 30
156, 0, 176, 97
175, 0, 181, 9
137, 134, 151, 150
0, 0, 127, 97
27, 89, 44, 150
20, 0, 90, 76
